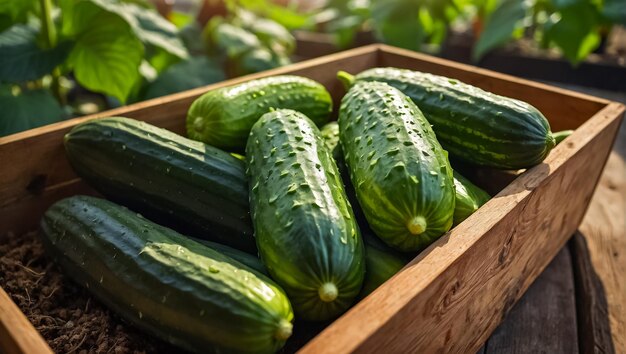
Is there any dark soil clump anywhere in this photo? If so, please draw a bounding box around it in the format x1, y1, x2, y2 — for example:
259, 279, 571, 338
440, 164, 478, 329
0, 231, 179, 354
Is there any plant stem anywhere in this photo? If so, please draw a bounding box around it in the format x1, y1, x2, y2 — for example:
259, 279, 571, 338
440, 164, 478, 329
39, 0, 66, 105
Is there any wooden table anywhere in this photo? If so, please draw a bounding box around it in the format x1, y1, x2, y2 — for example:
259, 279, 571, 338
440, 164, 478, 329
479, 85, 625, 353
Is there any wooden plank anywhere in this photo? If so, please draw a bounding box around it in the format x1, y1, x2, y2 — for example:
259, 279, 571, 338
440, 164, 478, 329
484, 247, 578, 354
0, 287, 53, 354
572, 233, 615, 354
573, 150, 626, 354
300, 102, 624, 354
378, 45, 609, 132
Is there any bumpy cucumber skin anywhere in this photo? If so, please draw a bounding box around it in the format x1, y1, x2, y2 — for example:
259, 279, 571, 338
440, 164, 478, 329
192, 238, 267, 275
339, 81, 455, 252
452, 171, 491, 226
187, 75, 333, 150
40, 196, 293, 354
64, 117, 256, 253
351, 68, 555, 169
246, 109, 365, 321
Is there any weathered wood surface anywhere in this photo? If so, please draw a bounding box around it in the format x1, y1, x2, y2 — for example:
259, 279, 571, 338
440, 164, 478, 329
479, 85, 625, 354
0, 287, 53, 354
575, 149, 625, 354
484, 247, 578, 354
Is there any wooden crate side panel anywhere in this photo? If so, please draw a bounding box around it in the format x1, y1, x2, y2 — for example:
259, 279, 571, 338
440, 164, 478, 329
378, 46, 608, 132
0, 288, 53, 354
0, 48, 379, 235
300, 103, 623, 354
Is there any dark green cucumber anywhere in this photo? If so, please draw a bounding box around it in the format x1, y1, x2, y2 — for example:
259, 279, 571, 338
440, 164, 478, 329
246, 109, 365, 321
318, 123, 412, 296
40, 196, 293, 354
339, 81, 455, 252
320, 121, 343, 161
360, 232, 409, 297
64, 117, 255, 253
338, 68, 556, 169
452, 171, 491, 226
192, 238, 267, 275
187, 75, 333, 150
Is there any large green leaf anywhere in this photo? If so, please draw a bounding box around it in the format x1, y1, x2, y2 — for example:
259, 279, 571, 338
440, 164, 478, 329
66, 3, 143, 102
472, 0, 528, 61
544, 3, 601, 64
0, 24, 73, 82
247, 18, 295, 55
371, 0, 423, 51
206, 20, 261, 58
62, 0, 187, 59
0, 0, 37, 22
0, 88, 66, 136
143, 56, 225, 99
237, 0, 316, 30
603, 0, 626, 25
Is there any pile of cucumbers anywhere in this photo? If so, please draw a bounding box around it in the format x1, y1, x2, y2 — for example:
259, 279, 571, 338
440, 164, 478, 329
42, 68, 565, 353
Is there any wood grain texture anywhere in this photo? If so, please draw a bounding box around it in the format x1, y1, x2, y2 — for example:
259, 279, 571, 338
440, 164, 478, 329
573, 233, 616, 354
0, 287, 53, 354
574, 151, 626, 354
300, 102, 624, 354
484, 247, 578, 354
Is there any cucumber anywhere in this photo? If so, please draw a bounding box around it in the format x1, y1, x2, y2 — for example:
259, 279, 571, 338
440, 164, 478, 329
320, 121, 342, 161
338, 81, 455, 252
246, 109, 365, 321
40, 196, 293, 354
64, 117, 256, 253
187, 75, 333, 150
320, 122, 489, 229
338, 68, 556, 169
452, 171, 491, 226
360, 232, 409, 297
192, 238, 267, 275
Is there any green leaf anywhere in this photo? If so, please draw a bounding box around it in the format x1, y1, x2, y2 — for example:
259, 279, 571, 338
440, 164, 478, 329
143, 56, 225, 99
237, 0, 316, 29
62, 0, 187, 59
0, 24, 73, 82
248, 18, 295, 55
233, 47, 290, 76
544, 3, 601, 64
472, 0, 528, 61
121, 3, 188, 59
206, 20, 261, 58
0, 88, 66, 136
550, 0, 585, 9
603, 0, 626, 25
0, 0, 37, 23
67, 4, 143, 102
179, 22, 206, 55
148, 48, 182, 74
371, 0, 423, 51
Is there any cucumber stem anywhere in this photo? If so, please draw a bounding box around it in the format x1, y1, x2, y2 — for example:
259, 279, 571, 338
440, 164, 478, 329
407, 216, 427, 235
337, 71, 356, 90
318, 282, 338, 302
552, 130, 573, 145
275, 319, 293, 341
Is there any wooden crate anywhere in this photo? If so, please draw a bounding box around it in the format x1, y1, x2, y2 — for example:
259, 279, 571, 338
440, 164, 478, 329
0, 45, 623, 354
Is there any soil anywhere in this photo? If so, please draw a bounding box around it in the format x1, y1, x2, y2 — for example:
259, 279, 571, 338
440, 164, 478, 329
0, 231, 180, 354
